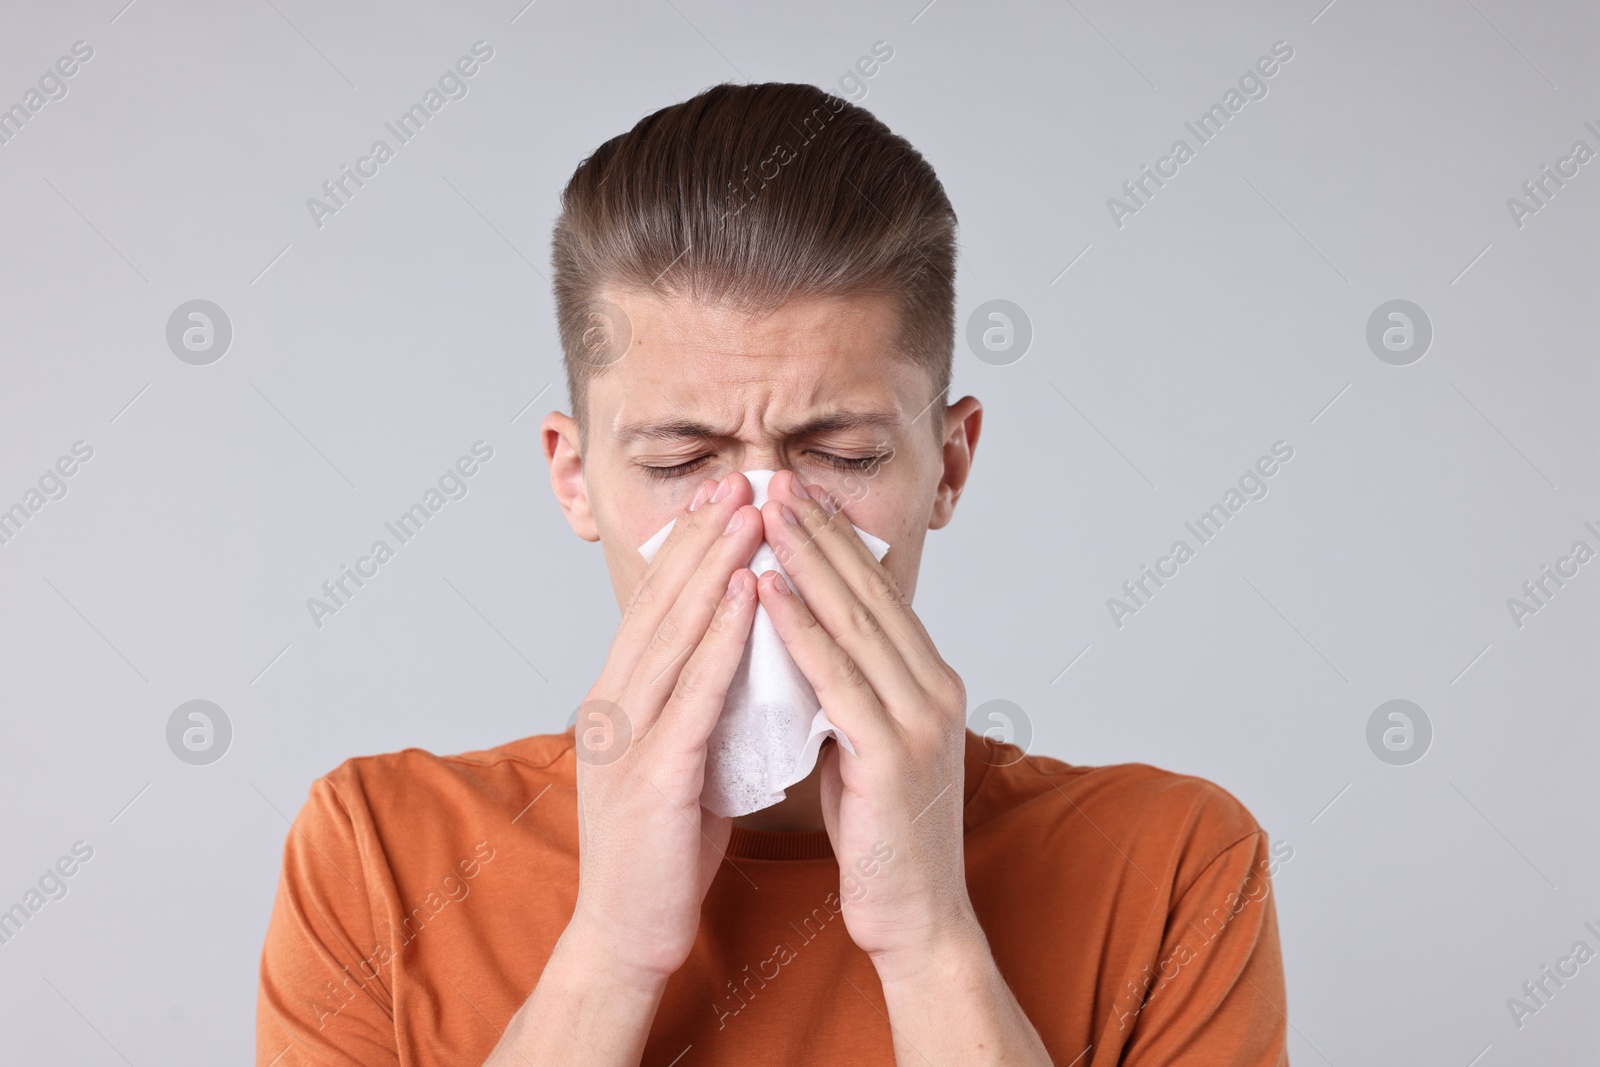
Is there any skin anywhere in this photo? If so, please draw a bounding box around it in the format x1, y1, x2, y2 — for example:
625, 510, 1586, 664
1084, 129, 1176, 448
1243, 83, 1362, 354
485, 286, 1054, 1065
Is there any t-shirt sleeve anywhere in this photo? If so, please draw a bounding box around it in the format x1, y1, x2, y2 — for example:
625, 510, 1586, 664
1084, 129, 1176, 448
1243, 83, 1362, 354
256, 771, 399, 1066
1117, 828, 1290, 1066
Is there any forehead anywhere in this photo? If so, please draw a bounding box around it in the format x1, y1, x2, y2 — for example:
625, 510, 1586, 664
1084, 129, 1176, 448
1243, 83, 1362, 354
588, 287, 929, 435
610, 284, 899, 362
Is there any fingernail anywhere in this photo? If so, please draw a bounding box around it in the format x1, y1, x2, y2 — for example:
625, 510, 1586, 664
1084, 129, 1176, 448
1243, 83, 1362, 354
710, 474, 733, 503
726, 572, 743, 600
724, 508, 745, 535
816, 488, 841, 514
790, 476, 810, 500
781, 504, 800, 527
689, 480, 713, 512
770, 573, 791, 595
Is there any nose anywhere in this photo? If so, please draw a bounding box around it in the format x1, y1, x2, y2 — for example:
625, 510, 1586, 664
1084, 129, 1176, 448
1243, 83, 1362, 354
736, 449, 787, 473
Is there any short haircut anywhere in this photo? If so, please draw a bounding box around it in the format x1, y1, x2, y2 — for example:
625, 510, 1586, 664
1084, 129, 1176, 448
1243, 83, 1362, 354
550, 81, 958, 443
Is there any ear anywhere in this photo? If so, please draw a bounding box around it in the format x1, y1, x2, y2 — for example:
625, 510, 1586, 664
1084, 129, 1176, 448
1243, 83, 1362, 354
543, 410, 599, 541
929, 395, 982, 531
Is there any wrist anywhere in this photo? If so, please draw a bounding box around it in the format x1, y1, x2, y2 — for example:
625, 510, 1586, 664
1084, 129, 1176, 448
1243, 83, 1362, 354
493, 914, 668, 1064
555, 912, 674, 1000
869, 913, 993, 991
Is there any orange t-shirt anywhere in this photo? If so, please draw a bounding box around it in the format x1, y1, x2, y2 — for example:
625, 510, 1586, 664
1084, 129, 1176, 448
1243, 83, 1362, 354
256, 729, 1290, 1065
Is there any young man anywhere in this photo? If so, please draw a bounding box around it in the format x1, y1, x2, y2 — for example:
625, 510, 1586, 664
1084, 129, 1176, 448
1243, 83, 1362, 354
257, 82, 1290, 1065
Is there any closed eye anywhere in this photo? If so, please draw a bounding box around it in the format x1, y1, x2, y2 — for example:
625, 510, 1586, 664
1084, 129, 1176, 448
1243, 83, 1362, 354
809, 452, 884, 472
639, 455, 715, 481
639, 452, 885, 481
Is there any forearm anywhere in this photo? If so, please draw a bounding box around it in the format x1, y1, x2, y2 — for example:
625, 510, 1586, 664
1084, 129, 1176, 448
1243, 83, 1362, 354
875, 928, 1055, 1067
484, 921, 666, 1066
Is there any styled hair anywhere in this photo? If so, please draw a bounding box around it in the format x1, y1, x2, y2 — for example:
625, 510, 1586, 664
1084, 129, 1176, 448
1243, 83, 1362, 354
550, 81, 957, 439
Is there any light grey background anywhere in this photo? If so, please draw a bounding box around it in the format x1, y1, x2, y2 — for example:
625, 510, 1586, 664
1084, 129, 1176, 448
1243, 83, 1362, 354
1, 0, 1595, 1063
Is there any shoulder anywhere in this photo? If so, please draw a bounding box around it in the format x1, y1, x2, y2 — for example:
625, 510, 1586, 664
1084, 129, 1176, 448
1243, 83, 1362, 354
304, 730, 578, 838
967, 738, 1268, 898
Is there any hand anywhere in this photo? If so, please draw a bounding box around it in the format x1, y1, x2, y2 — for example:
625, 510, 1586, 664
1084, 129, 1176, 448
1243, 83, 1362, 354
564, 470, 763, 989
754, 470, 983, 978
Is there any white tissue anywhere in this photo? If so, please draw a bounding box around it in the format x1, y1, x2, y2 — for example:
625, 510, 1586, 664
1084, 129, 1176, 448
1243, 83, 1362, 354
637, 469, 891, 817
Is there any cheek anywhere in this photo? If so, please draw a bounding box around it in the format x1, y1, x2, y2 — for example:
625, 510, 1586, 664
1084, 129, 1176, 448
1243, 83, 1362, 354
611, 512, 670, 564
598, 482, 698, 585
593, 469, 686, 542
857, 497, 929, 598
830, 481, 912, 543
643, 472, 708, 520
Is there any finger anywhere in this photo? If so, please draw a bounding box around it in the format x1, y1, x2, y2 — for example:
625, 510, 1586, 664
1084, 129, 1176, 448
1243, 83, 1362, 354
626, 503, 763, 731
755, 518, 927, 724
758, 476, 934, 684
764, 470, 944, 679
638, 470, 752, 588
754, 569, 898, 747
652, 568, 758, 752
601, 471, 754, 688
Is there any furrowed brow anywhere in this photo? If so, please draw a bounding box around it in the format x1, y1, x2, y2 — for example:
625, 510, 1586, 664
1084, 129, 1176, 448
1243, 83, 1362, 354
779, 410, 903, 437
614, 410, 902, 445
613, 419, 724, 445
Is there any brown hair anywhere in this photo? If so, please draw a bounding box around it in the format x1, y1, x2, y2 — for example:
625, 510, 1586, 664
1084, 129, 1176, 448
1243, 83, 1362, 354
550, 81, 957, 441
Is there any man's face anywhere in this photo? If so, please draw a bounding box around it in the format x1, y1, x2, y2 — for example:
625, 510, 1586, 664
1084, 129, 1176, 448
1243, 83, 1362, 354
543, 286, 979, 610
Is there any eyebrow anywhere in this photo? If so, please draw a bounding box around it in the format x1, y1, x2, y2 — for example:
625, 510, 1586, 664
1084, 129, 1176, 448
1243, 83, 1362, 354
614, 409, 903, 445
